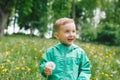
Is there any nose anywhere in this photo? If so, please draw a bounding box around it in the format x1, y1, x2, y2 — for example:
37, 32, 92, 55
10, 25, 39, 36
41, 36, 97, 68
70, 32, 74, 37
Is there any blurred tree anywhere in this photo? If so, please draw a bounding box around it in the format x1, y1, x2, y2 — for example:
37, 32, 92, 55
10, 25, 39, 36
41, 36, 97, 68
75, 0, 98, 41
80, 23, 97, 41
52, 0, 72, 22
115, 25, 120, 45
96, 23, 117, 45
98, 0, 120, 45
0, 0, 17, 38
0, 0, 119, 44
17, 0, 48, 37
16, 0, 33, 36
114, 0, 120, 25
71, 0, 75, 20
0, 0, 48, 38
75, 0, 97, 24
99, 0, 120, 25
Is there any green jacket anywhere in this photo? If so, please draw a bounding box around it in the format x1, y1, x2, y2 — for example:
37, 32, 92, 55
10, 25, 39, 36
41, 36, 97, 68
39, 43, 91, 80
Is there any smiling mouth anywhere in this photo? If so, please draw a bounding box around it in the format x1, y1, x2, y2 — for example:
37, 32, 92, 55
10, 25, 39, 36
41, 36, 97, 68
68, 39, 74, 42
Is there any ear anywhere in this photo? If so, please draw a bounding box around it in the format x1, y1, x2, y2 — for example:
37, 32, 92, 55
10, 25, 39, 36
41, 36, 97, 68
54, 32, 59, 39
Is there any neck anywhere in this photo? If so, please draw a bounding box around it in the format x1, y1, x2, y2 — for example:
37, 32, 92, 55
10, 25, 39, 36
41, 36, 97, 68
61, 43, 71, 48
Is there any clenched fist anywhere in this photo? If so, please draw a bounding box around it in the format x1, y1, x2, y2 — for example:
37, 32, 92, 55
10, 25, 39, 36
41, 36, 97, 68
44, 66, 52, 75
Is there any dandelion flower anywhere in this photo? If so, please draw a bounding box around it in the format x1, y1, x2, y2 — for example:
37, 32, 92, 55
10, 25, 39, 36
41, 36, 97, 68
34, 48, 37, 51
21, 67, 25, 70
27, 68, 31, 71
2, 68, 8, 73
99, 57, 103, 61
5, 51, 10, 55
16, 67, 20, 70
105, 62, 108, 65
6, 59, 11, 62
45, 61, 56, 70
105, 55, 109, 58
105, 73, 109, 77
1, 65, 4, 69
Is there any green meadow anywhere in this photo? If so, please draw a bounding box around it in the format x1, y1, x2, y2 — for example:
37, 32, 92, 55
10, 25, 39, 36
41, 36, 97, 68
0, 35, 120, 80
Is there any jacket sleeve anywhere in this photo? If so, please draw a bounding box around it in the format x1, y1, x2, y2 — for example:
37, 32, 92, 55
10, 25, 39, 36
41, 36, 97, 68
77, 50, 91, 80
39, 49, 51, 77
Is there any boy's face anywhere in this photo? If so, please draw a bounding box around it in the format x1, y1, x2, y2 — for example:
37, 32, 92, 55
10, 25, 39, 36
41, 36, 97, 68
54, 22, 76, 47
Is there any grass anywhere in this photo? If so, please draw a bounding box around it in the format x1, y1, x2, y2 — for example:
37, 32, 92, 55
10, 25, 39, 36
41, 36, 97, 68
0, 35, 120, 80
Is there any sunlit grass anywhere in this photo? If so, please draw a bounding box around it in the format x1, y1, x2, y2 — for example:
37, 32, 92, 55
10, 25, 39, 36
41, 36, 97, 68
0, 35, 120, 80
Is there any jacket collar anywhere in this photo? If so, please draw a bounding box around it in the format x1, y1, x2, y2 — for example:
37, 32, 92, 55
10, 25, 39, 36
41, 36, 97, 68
55, 43, 78, 52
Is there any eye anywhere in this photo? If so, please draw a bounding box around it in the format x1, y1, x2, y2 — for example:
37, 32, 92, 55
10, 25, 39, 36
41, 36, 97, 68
72, 30, 76, 33
65, 30, 70, 33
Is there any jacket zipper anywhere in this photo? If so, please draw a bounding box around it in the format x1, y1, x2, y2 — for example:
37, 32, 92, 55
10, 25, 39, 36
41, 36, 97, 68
64, 48, 67, 80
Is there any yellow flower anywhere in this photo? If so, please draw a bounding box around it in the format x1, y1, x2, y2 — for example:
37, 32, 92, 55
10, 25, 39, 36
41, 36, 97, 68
2, 68, 8, 73
6, 59, 11, 62
1, 65, 4, 69
16, 67, 20, 70
5, 51, 10, 56
109, 54, 112, 57
27, 68, 31, 71
105, 62, 108, 65
105, 55, 109, 58
34, 48, 37, 51
105, 73, 109, 77
21, 67, 25, 70
99, 57, 103, 61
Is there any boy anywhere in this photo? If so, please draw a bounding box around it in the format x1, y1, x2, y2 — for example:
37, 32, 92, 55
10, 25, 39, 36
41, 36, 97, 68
39, 18, 91, 80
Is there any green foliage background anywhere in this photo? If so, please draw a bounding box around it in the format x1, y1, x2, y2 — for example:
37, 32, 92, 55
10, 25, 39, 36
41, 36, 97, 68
0, 0, 120, 45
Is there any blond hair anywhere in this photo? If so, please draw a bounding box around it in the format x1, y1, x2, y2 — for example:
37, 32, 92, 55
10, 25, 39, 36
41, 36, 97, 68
54, 18, 74, 31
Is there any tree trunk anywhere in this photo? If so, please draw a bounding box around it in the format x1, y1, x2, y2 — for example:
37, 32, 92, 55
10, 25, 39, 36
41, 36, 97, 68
72, 0, 79, 30
0, 10, 9, 38
30, 27, 33, 37
72, 0, 76, 20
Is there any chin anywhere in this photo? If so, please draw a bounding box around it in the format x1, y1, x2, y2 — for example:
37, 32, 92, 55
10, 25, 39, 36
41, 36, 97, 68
68, 42, 73, 45
67, 43, 73, 46
63, 42, 73, 46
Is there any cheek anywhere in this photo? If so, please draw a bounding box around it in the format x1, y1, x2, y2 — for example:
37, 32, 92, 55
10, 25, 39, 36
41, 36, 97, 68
64, 34, 69, 37
73, 33, 76, 36
74, 35, 77, 39
74, 34, 77, 37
